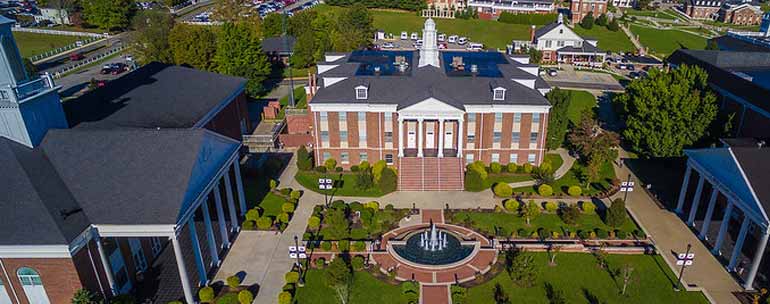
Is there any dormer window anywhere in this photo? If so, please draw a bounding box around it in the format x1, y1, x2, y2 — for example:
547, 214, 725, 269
355, 85, 368, 100
493, 87, 506, 101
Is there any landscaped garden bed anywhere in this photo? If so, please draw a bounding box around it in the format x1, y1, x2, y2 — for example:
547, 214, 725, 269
241, 187, 301, 232
303, 200, 410, 244
193, 275, 255, 304
294, 146, 397, 197
510, 159, 619, 197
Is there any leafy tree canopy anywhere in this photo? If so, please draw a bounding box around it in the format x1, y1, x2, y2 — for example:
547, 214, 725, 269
81, 0, 134, 30
215, 21, 272, 97
545, 88, 570, 150
129, 9, 175, 64
168, 23, 218, 70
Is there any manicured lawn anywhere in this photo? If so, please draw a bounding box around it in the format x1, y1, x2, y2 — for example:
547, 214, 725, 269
257, 192, 289, 217
472, 154, 563, 192
572, 25, 635, 53
447, 210, 641, 238
13, 31, 83, 58
466, 253, 709, 304
565, 89, 597, 124
513, 159, 616, 196
295, 170, 390, 197
629, 25, 707, 58
314, 5, 530, 49
623, 8, 676, 20
295, 269, 403, 304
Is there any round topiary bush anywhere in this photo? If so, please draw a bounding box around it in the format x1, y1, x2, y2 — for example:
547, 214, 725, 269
353, 241, 366, 252
256, 217, 272, 230
351, 255, 365, 270
517, 228, 528, 238
365, 201, 380, 210
278, 212, 290, 223
282, 283, 295, 292
216, 293, 239, 304
568, 185, 582, 197
226, 275, 240, 288
321, 241, 332, 251
307, 216, 321, 230
290, 190, 301, 200
522, 163, 534, 174
335, 166, 343, 172
493, 183, 513, 197
338, 240, 350, 252
490, 162, 502, 173
238, 290, 253, 304
506, 162, 518, 173
279, 188, 292, 196
278, 291, 292, 304
281, 202, 295, 213
199, 286, 215, 303
245, 209, 261, 222
504, 199, 520, 212
595, 229, 609, 239
315, 257, 326, 268
538, 184, 553, 196
285, 271, 299, 284
581, 201, 596, 214
315, 166, 327, 173
242, 220, 256, 230
544, 201, 558, 213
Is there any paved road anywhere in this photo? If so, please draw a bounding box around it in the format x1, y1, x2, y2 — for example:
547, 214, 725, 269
37, 34, 126, 73
56, 55, 129, 98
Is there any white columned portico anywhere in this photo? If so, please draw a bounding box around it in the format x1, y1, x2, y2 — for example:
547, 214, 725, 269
456, 117, 463, 158
699, 188, 719, 240
687, 176, 706, 225
188, 217, 207, 286
224, 172, 239, 232
201, 200, 220, 266
417, 118, 424, 157
676, 165, 693, 214
745, 230, 770, 290
233, 162, 247, 216
213, 183, 231, 248
171, 233, 195, 304
713, 200, 734, 255
95, 235, 117, 295
437, 118, 445, 158
398, 117, 405, 157
728, 216, 751, 270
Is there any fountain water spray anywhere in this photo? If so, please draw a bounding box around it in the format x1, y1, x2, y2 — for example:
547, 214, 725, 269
422, 220, 447, 251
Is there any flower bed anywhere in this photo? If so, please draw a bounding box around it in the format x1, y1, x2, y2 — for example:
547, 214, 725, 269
303, 200, 410, 244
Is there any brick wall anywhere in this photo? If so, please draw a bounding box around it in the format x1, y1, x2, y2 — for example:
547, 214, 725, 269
570, 0, 607, 23
72, 240, 112, 299
0, 257, 82, 304
204, 92, 250, 141
721, 7, 761, 25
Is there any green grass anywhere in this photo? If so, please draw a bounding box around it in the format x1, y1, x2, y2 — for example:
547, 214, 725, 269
629, 25, 707, 58
472, 154, 563, 192
295, 171, 390, 197
513, 159, 616, 195
295, 270, 403, 304
13, 31, 84, 58
279, 86, 308, 109
466, 253, 709, 304
623, 8, 676, 20
565, 89, 597, 124
257, 192, 289, 217
572, 25, 635, 52
447, 210, 641, 237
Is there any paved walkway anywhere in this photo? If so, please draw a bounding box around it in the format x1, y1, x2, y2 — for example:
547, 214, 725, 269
421, 285, 450, 304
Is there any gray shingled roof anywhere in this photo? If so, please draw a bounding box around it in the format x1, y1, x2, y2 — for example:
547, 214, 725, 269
732, 147, 770, 215
313, 51, 550, 109
558, 43, 603, 54
534, 23, 560, 40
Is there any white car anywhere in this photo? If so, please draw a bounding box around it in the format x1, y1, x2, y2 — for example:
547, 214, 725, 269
447, 35, 458, 43
457, 37, 468, 45
466, 43, 483, 51
382, 42, 395, 49
400, 31, 408, 40
410, 32, 419, 40
437, 33, 446, 42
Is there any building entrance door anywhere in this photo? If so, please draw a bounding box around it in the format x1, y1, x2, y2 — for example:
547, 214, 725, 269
444, 123, 454, 149
426, 130, 435, 148
407, 131, 416, 148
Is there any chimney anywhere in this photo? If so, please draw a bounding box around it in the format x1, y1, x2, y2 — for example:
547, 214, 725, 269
530, 25, 536, 43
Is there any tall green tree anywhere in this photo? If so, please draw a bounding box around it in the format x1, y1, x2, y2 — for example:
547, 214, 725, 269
129, 9, 175, 64
580, 12, 594, 29
615, 65, 718, 158
168, 23, 218, 70
595, 13, 608, 26
545, 88, 570, 150
325, 257, 352, 304
262, 12, 284, 38
332, 4, 373, 51
291, 30, 317, 68
82, 0, 134, 30
606, 198, 627, 227
215, 22, 272, 97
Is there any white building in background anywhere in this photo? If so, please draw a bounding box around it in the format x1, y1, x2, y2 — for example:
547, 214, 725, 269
34, 7, 71, 25
611, 0, 635, 8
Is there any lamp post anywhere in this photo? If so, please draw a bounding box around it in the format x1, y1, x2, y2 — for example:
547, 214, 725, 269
620, 174, 634, 203
675, 243, 694, 291
318, 177, 333, 207
294, 235, 305, 286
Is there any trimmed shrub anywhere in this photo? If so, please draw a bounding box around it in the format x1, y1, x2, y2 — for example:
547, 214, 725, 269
504, 199, 520, 212
606, 198, 628, 227
494, 205, 504, 213
616, 230, 628, 239
490, 162, 502, 173
282, 283, 295, 292
350, 228, 368, 240
315, 166, 327, 173
269, 179, 278, 190
560, 205, 580, 225
226, 275, 240, 288
285, 271, 299, 284
315, 257, 326, 268
297, 145, 313, 170
537, 227, 551, 240
464, 167, 486, 191
359, 160, 370, 171
308, 216, 321, 230
544, 201, 558, 213
538, 184, 553, 196
351, 255, 365, 270
350, 201, 364, 212
378, 167, 398, 193
506, 163, 518, 173
245, 208, 261, 222
351, 165, 360, 172
517, 228, 528, 238
338, 240, 350, 252
279, 188, 291, 196
256, 217, 272, 230
290, 190, 301, 200
238, 290, 254, 304
277, 212, 290, 223
324, 158, 337, 171
568, 186, 582, 197
353, 241, 366, 252
607, 18, 620, 31
216, 293, 238, 304
335, 166, 343, 172
595, 229, 609, 239
365, 201, 380, 210
581, 12, 595, 29
581, 201, 596, 214
522, 163, 534, 174
372, 160, 388, 182
578, 230, 589, 239
493, 183, 513, 197
278, 291, 292, 304
242, 220, 256, 230
321, 241, 332, 251
596, 13, 608, 26
281, 202, 295, 213
199, 286, 215, 303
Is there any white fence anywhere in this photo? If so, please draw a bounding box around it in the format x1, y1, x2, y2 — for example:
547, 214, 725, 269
28, 36, 103, 62
12, 27, 108, 38
52, 46, 126, 79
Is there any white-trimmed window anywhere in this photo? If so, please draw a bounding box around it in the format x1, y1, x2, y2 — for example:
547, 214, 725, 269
341, 152, 349, 164
495, 112, 503, 121
355, 85, 368, 100
493, 131, 502, 143
384, 131, 393, 143
510, 153, 518, 164
468, 113, 476, 123
359, 152, 368, 162
340, 131, 348, 142
533, 113, 541, 124
530, 132, 538, 143
467, 134, 475, 143
385, 154, 394, 165
320, 131, 329, 142
18, 267, 50, 304
528, 153, 536, 164
514, 113, 521, 123
511, 132, 520, 143
339, 112, 347, 122
491, 153, 500, 163
493, 87, 506, 100
466, 153, 474, 164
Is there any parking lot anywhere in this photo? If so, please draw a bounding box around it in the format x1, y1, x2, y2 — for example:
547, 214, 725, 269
374, 32, 484, 51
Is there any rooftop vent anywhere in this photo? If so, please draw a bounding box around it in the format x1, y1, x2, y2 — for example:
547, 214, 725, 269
470, 64, 479, 74
374, 66, 381, 75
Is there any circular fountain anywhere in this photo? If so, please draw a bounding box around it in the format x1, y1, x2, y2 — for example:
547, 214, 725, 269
390, 220, 475, 267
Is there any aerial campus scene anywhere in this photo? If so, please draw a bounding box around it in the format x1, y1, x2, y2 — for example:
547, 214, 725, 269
1, 0, 770, 303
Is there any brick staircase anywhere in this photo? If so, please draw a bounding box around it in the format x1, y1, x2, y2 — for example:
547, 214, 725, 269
398, 157, 464, 191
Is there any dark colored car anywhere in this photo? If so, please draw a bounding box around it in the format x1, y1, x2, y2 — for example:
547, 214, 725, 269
110, 63, 128, 75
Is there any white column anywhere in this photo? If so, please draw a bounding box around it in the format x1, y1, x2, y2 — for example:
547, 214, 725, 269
687, 176, 705, 225
224, 173, 239, 232
233, 161, 247, 216
676, 165, 693, 214
213, 183, 231, 248
201, 199, 220, 266
437, 118, 445, 158
95, 236, 117, 295
456, 118, 463, 158
417, 118, 424, 157
699, 188, 719, 240
398, 118, 404, 157
171, 234, 195, 304
712, 200, 734, 255
188, 217, 207, 286
745, 230, 770, 290
728, 216, 751, 271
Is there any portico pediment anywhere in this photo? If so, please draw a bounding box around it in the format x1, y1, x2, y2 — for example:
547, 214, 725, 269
399, 97, 464, 116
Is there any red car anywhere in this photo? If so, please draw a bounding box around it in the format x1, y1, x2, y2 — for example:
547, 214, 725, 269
69, 52, 85, 61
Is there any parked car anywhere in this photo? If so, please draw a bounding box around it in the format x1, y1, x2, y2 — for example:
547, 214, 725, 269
382, 42, 395, 49
629, 71, 641, 79
466, 43, 483, 51
410, 32, 419, 40
547, 68, 558, 76
400, 31, 408, 40
448, 35, 458, 43
457, 37, 468, 45
110, 63, 128, 75
69, 52, 84, 61
437, 33, 446, 42
100, 64, 113, 74
438, 42, 447, 49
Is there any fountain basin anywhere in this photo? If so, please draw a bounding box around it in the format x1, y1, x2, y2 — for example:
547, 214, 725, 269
390, 229, 475, 267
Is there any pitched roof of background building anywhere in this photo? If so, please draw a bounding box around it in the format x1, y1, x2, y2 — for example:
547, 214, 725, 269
712, 35, 770, 52
262, 35, 296, 54
64, 62, 246, 130
534, 22, 561, 40
731, 146, 770, 217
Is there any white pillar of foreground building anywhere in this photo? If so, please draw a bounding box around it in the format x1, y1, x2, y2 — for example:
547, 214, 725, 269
699, 188, 719, 240
224, 172, 239, 232
676, 165, 693, 214
417, 118, 424, 157
745, 230, 770, 290
213, 182, 231, 248
95, 235, 117, 295
456, 118, 463, 158
728, 216, 751, 271
437, 118, 445, 158
233, 162, 247, 216
201, 199, 220, 266
171, 233, 195, 304
712, 200, 734, 256
687, 176, 706, 226
188, 217, 207, 286
397, 118, 404, 157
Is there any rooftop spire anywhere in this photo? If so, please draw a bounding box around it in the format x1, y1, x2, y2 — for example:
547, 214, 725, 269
418, 18, 440, 68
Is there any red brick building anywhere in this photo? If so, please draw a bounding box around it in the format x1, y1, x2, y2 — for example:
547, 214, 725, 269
684, 0, 723, 20
307, 19, 552, 190
570, 0, 607, 23
718, 3, 763, 25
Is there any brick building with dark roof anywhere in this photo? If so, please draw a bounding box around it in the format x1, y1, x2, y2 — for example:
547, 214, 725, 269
0, 16, 252, 304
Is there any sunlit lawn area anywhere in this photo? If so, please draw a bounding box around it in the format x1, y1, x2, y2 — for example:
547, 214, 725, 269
572, 25, 635, 53
295, 269, 403, 304
257, 192, 289, 217
13, 31, 83, 57
623, 8, 677, 20
629, 25, 707, 58
564, 89, 597, 124
446, 210, 641, 237
513, 159, 616, 195
295, 170, 391, 197
467, 253, 709, 304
